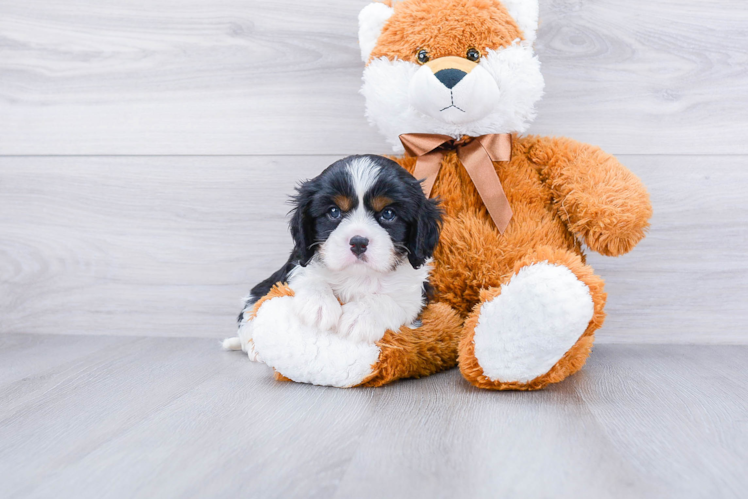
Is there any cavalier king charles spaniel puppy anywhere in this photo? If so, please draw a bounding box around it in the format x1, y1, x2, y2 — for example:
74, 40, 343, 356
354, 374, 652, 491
225, 154, 441, 357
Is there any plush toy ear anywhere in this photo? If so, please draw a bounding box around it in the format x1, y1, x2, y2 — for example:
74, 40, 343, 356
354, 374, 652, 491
500, 0, 539, 44
358, 2, 394, 62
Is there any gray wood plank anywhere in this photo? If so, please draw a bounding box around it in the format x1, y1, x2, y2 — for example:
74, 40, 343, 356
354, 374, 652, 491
0, 336, 746, 497
333, 369, 658, 498
0, 333, 131, 390
576, 345, 748, 497
1, 154, 746, 343
0, 0, 746, 155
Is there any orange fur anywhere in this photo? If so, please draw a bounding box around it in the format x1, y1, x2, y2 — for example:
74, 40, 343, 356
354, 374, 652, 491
393, 134, 650, 389
370, 0, 523, 64
333, 194, 354, 212
274, 371, 293, 382
457, 246, 606, 390
370, 195, 394, 212
358, 303, 463, 387
246, 283, 295, 321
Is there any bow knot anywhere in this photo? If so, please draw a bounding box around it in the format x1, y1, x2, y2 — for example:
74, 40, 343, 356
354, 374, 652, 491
399, 133, 514, 233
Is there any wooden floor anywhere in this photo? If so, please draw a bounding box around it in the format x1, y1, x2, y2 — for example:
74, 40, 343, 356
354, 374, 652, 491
1, 334, 746, 498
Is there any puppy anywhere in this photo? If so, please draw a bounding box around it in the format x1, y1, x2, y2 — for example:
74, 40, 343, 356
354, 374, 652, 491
224, 154, 441, 357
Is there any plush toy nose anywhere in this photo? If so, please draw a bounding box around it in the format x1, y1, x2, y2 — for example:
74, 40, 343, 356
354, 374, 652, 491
349, 235, 369, 256
434, 68, 467, 89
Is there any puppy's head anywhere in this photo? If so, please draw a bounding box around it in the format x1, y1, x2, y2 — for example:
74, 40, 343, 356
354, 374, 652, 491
359, 0, 544, 151
290, 155, 441, 272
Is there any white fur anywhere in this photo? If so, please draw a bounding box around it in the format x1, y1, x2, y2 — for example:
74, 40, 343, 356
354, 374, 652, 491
222, 337, 241, 350
500, 0, 539, 44
473, 263, 594, 383
409, 65, 502, 124
347, 157, 380, 205
251, 296, 382, 387
358, 3, 394, 62
289, 258, 430, 343
361, 42, 544, 152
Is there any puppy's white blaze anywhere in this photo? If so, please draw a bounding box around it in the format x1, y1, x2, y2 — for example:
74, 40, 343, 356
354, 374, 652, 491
362, 42, 544, 152
346, 156, 380, 205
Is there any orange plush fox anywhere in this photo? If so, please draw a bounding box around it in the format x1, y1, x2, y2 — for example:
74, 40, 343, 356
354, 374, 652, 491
359, 0, 652, 390
239, 0, 651, 390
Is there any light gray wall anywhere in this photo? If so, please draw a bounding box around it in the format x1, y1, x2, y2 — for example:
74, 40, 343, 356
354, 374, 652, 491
1, 0, 746, 342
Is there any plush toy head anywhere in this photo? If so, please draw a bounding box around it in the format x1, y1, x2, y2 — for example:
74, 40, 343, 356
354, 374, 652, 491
359, 0, 544, 151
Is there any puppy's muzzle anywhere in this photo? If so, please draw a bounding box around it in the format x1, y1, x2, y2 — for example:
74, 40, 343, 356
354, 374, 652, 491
349, 235, 369, 257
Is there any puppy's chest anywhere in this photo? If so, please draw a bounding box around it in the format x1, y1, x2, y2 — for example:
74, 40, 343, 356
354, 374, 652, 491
328, 266, 425, 305
331, 275, 384, 303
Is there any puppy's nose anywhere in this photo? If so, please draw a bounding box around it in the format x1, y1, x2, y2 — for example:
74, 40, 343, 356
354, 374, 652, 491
349, 236, 369, 257
434, 68, 467, 89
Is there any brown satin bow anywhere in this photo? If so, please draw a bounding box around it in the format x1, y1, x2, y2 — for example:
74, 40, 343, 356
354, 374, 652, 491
399, 133, 514, 233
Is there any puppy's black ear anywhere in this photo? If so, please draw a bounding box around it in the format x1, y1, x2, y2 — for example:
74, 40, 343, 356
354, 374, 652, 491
289, 181, 317, 266
407, 196, 442, 268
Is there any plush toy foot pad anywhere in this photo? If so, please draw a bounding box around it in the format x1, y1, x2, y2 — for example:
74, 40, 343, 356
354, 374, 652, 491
252, 294, 382, 388
471, 262, 594, 384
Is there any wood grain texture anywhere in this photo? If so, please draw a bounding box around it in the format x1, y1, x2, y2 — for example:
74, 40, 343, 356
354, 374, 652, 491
0, 0, 746, 155
0, 335, 746, 498
1, 154, 746, 343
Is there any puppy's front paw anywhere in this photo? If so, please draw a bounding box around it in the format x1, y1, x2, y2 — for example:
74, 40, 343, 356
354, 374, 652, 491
293, 291, 342, 331
338, 302, 386, 343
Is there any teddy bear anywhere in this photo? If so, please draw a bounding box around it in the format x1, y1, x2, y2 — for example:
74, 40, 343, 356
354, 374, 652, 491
235, 0, 651, 390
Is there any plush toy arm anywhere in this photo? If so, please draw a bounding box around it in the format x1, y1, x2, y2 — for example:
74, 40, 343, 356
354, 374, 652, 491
527, 136, 652, 257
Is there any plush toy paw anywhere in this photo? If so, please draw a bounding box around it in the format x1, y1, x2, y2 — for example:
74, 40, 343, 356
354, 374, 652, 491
252, 294, 382, 388
462, 262, 595, 387
338, 301, 387, 343
292, 289, 342, 332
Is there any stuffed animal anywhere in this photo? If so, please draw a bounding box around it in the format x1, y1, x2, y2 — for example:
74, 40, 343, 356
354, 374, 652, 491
234, 0, 651, 391
358, 0, 652, 389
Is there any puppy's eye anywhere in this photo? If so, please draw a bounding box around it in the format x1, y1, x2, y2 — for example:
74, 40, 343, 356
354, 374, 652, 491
380, 208, 396, 221
466, 48, 481, 62
416, 49, 430, 65
327, 207, 341, 219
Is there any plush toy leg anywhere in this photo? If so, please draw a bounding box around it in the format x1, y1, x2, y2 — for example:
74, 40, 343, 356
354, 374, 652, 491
244, 283, 463, 388
358, 303, 463, 387
459, 247, 606, 390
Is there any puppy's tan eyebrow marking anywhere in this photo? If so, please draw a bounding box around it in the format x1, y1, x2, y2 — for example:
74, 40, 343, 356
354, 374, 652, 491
333, 195, 354, 212
370, 196, 393, 213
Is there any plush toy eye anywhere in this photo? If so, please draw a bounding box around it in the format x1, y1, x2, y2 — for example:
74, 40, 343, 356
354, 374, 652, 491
466, 48, 481, 62
327, 207, 341, 219
380, 208, 396, 221
416, 49, 430, 65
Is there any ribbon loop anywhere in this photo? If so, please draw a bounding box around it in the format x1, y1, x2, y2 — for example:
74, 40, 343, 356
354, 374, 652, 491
399, 133, 513, 233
